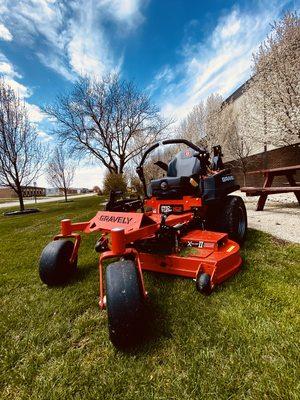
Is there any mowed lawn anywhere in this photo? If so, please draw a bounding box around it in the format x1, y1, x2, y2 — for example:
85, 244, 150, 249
0, 196, 299, 400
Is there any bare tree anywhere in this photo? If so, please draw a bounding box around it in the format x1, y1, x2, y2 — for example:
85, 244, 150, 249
0, 80, 45, 211
227, 133, 254, 185
126, 145, 172, 195
45, 74, 172, 174
204, 93, 225, 149
176, 92, 254, 183
223, 102, 255, 185
177, 101, 206, 146
176, 93, 225, 151
251, 11, 300, 145
46, 147, 75, 202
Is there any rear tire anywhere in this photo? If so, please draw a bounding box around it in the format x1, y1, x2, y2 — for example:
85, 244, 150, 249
106, 260, 144, 348
209, 195, 247, 245
39, 240, 77, 286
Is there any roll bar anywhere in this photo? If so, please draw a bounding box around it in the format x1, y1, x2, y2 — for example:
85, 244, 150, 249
136, 139, 205, 197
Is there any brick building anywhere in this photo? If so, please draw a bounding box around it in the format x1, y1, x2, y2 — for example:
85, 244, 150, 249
225, 143, 300, 186
222, 81, 300, 186
0, 186, 14, 198
0, 185, 46, 198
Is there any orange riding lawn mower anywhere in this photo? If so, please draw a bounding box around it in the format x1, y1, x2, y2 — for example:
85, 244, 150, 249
39, 139, 247, 348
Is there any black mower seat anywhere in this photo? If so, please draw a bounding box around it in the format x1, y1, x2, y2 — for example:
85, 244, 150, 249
167, 149, 201, 177
148, 149, 202, 199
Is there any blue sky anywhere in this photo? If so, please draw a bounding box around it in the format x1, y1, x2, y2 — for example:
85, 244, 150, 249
0, 0, 298, 187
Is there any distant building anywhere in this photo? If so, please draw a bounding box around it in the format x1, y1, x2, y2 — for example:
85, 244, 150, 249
0, 185, 91, 199
79, 188, 90, 193
64, 188, 78, 195
46, 187, 89, 196
22, 185, 46, 197
45, 188, 60, 196
0, 185, 46, 198
0, 186, 14, 198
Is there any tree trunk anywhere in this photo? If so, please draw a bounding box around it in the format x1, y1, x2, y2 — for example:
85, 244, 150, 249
64, 188, 68, 202
243, 171, 247, 186
16, 186, 25, 212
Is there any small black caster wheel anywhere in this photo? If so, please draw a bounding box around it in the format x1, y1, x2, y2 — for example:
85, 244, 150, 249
196, 273, 212, 295
39, 239, 77, 286
94, 236, 109, 253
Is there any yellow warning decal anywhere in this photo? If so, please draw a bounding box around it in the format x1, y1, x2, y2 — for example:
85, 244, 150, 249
227, 245, 235, 252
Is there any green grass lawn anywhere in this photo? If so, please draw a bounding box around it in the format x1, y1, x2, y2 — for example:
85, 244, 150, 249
1, 196, 299, 400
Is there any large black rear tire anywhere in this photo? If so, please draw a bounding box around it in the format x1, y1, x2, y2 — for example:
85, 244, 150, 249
106, 260, 144, 348
39, 240, 77, 286
209, 195, 247, 245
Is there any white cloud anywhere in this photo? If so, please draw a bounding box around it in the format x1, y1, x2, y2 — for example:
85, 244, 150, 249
0, 53, 22, 78
4, 77, 31, 98
2, 77, 47, 123
0, 53, 47, 124
101, 0, 145, 26
217, 10, 241, 40
66, 1, 114, 78
0, 61, 21, 78
37, 130, 52, 141
27, 103, 47, 123
0, 0, 146, 80
38, 164, 106, 189
13, 0, 64, 46
0, 56, 30, 98
147, 65, 175, 94
110, 0, 142, 19
72, 165, 106, 189
36, 52, 76, 82
156, 2, 291, 121
0, 22, 12, 41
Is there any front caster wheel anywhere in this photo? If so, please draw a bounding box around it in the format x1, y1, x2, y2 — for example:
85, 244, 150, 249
196, 273, 212, 295
39, 239, 77, 286
106, 260, 144, 349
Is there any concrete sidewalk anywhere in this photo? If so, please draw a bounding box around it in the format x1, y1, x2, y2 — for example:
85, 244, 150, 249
0, 192, 96, 209
236, 191, 300, 244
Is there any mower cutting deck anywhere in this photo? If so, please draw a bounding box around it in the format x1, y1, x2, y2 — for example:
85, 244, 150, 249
39, 139, 247, 348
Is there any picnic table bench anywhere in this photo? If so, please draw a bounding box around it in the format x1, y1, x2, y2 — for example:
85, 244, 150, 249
241, 164, 300, 211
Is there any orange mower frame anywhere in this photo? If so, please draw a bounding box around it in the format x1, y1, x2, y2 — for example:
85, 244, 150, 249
39, 139, 247, 348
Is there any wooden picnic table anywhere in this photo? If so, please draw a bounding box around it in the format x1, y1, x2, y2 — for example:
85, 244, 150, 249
241, 164, 300, 211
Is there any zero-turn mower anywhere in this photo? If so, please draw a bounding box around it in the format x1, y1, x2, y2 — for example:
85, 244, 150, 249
39, 139, 247, 348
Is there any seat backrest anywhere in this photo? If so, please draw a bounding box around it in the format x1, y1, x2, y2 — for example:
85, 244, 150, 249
167, 149, 201, 177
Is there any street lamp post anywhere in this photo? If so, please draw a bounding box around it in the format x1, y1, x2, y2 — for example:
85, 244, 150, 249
34, 182, 37, 204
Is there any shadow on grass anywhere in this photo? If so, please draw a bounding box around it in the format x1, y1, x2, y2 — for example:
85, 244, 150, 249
117, 273, 190, 354
73, 263, 97, 283
41, 262, 98, 289
116, 296, 172, 355
3, 208, 40, 216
